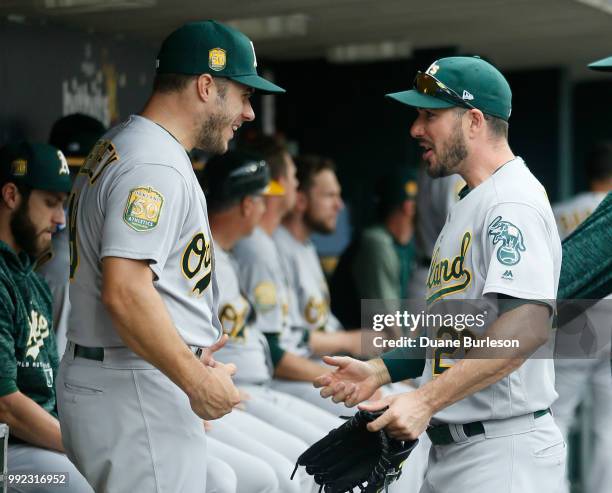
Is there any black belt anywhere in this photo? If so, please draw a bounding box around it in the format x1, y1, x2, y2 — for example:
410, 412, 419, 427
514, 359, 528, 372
427, 409, 551, 446
74, 344, 104, 361
73, 344, 203, 361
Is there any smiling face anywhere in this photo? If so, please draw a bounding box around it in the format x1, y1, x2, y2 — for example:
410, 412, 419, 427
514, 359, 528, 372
410, 107, 468, 178
10, 189, 66, 257
196, 78, 255, 153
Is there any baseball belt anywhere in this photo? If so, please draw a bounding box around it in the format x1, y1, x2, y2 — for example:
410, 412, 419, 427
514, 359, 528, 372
427, 408, 551, 445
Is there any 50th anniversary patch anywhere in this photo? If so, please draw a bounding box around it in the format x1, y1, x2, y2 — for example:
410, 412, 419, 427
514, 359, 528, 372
123, 186, 164, 232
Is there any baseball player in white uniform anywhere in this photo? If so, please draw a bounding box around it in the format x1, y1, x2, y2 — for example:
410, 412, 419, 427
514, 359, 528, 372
56, 21, 285, 492
314, 56, 565, 493
551, 141, 612, 493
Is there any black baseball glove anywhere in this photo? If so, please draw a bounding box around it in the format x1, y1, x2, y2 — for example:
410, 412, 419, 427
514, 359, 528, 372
290, 409, 418, 493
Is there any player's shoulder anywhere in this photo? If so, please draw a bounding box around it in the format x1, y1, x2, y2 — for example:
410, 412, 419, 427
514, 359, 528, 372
233, 227, 277, 261
487, 158, 551, 213
360, 224, 393, 248
104, 115, 192, 175
272, 225, 296, 250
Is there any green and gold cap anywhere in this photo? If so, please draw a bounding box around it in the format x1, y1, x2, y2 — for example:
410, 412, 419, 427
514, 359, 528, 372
156, 20, 285, 94
588, 56, 612, 72
387, 56, 512, 121
0, 142, 72, 194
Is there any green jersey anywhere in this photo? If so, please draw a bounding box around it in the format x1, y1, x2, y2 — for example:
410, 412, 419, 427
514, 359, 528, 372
0, 241, 58, 422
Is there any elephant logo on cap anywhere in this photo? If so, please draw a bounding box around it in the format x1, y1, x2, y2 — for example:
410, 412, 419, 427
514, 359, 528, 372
487, 216, 526, 266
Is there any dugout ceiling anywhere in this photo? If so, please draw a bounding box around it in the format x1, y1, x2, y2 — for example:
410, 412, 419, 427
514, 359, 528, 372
1, 0, 611, 80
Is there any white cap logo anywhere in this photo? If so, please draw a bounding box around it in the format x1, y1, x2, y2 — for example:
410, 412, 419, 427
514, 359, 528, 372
462, 90, 474, 101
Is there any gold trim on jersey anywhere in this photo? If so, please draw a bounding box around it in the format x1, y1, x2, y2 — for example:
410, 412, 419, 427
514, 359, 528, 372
426, 231, 472, 305
78, 140, 119, 184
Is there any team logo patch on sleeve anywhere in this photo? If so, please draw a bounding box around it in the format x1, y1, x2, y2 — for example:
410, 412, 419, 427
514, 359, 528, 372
123, 186, 164, 232
487, 216, 526, 266
254, 281, 277, 311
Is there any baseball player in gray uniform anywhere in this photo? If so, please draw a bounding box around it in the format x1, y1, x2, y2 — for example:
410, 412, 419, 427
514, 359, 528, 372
315, 56, 565, 493
230, 140, 353, 417
274, 155, 370, 358
202, 151, 341, 493
551, 142, 612, 493
56, 21, 285, 492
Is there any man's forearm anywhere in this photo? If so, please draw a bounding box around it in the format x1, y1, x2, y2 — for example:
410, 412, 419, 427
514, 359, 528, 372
417, 303, 551, 415
0, 391, 63, 451
274, 351, 328, 381
102, 258, 209, 398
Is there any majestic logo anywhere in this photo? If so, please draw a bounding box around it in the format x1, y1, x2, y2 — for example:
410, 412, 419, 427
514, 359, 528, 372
462, 90, 474, 101
123, 187, 164, 232
426, 232, 472, 304
25, 310, 50, 360
488, 216, 526, 266
502, 270, 514, 280
57, 150, 70, 175
426, 62, 440, 75
181, 232, 212, 296
209, 48, 227, 71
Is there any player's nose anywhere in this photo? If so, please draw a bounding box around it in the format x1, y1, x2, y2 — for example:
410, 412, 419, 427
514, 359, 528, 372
242, 99, 255, 122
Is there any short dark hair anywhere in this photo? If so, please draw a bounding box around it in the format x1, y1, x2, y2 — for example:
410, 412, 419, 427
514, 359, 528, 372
153, 73, 229, 98
455, 107, 508, 139
239, 135, 289, 180
585, 141, 612, 182
483, 113, 509, 139
294, 155, 336, 192
153, 73, 198, 93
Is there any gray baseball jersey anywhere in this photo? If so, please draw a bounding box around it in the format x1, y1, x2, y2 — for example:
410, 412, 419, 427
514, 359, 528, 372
68, 115, 222, 347
232, 227, 294, 348
553, 191, 607, 240
274, 225, 341, 334
212, 241, 273, 384
424, 157, 562, 424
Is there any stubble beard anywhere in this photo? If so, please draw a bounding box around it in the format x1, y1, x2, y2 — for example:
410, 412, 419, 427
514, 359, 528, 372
195, 94, 234, 154
426, 122, 468, 178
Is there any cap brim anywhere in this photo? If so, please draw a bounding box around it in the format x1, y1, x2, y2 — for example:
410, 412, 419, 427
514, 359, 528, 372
588, 56, 612, 71
386, 89, 454, 109
262, 179, 285, 196
230, 74, 286, 94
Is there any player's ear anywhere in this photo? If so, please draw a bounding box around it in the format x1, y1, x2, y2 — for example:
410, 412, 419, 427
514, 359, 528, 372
240, 196, 253, 217
1, 182, 20, 210
195, 74, 215, 103
467, 108, 485, 137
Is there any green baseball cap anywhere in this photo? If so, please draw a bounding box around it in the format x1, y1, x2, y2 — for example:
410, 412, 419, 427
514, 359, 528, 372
588, 56, 612, 72
377, 166, 418, 208
0, 142, 72, 194
156, 20, 285, 94
386, 56, 512, 121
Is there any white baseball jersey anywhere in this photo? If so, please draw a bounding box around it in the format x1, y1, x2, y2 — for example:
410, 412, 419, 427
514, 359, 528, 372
232, 227, 298, 349
274, 226, 342, 335
553, 191, 607, 240
424, 157, 562, 424
212, 241, 273, 384
68, 115, 222, 347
